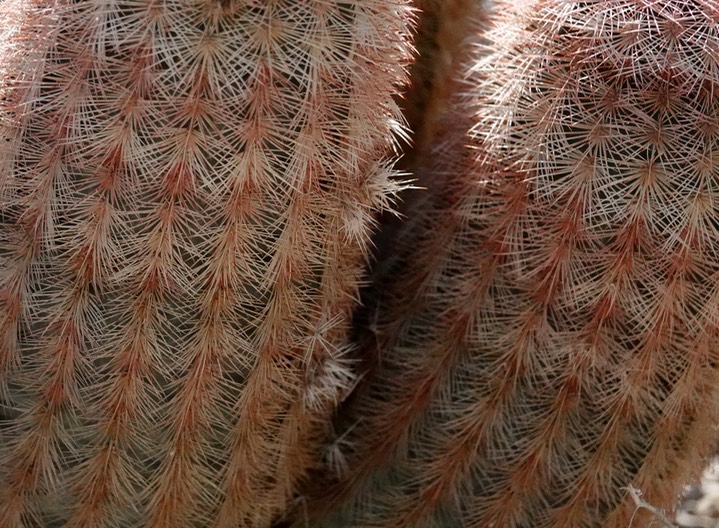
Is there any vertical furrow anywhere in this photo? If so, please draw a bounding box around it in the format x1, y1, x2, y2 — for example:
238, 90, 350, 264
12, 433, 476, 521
295, 3, 489, 519
399, 0, 485, 170
298, 166, 471, 522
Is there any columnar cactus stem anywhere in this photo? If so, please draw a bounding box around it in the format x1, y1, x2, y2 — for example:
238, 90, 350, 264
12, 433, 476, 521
0, 2, 412, 527
299, 1, 719, 527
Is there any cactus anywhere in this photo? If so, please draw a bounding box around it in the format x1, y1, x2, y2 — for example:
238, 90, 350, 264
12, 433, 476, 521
0, 1, 412, 527
292, 1, 719, 527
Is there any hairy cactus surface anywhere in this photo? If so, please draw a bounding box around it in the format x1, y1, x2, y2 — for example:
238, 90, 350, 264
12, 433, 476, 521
295, 1, 719, 526
0, 1, 412, 527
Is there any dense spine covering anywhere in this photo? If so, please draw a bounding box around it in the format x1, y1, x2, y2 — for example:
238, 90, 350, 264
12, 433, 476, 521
0, 2, 412, 527
301, 1, 719, 527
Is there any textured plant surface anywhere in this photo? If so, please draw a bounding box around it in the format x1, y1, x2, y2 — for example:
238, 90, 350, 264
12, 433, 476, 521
293, 1, 719, 526
0, 1, 412, 526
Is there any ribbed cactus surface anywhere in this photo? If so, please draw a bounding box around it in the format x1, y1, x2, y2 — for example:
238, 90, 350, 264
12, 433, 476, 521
297, 1, 719, 526
0, 1, 412, 526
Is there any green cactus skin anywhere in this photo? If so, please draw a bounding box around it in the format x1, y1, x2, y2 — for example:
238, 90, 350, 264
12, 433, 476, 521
0, 1, 412, 526
296, 1, 719, 526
